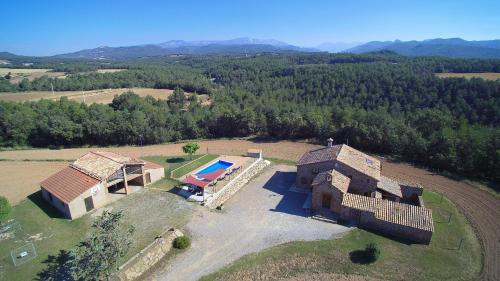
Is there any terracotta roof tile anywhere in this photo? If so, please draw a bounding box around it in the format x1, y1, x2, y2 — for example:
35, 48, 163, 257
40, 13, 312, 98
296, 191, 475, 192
336, 145, 381, 180
312, 169, 350, 193
40, 167, 99, 204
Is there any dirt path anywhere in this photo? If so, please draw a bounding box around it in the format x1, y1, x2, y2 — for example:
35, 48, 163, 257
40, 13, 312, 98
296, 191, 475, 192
381, 161, 499, 281
0, 140, 498, 280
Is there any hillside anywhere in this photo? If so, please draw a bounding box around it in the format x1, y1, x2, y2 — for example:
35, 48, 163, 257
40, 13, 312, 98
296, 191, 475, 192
347, 38, 500, 58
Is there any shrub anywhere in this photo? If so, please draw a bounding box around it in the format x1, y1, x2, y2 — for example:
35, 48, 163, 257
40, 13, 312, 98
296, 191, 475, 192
364, 242, 381, 262
173, 236, 191, 249
0, 196, 12, 222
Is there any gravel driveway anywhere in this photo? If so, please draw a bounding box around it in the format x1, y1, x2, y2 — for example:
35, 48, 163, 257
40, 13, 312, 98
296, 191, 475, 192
155, 164, 351, 281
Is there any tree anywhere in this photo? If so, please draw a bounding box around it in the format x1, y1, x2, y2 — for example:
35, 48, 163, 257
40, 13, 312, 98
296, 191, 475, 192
4, 72, 11, 80
0, 196, 11, 223
182, 142, 200, 159
169, 87, 185, 110
71, 210, 134, 281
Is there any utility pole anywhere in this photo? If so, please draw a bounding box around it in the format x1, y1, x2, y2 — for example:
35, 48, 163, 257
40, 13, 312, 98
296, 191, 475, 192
51, 82, 54, 96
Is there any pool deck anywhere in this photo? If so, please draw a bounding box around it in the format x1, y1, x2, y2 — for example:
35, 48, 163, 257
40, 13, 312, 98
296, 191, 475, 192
175, 155, 255, 194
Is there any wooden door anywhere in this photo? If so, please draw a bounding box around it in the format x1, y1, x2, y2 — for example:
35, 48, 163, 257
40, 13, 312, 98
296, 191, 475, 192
322, 193, 332, 209
84, 196, 94, 212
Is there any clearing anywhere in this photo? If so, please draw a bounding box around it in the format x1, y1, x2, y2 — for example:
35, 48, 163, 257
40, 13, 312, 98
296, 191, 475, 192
0, 160, 69, 204
199, 190, 481, 281
0, 87, 211, 105
0, 68, 66, 83
435, 72, 500, 81
152, 165, 351, 281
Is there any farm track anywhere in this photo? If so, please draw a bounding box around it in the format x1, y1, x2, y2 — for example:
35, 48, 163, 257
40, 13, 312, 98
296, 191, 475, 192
0, 139, 497, 280
382, 161, 499, 281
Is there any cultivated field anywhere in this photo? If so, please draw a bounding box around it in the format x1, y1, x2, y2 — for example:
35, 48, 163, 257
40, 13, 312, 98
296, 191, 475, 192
0, 68, 66, 83
0, 88, 174, 104
0, 139, 498, 280
0, 161, 68, 204
435, 72, 500, 80
0, 87, 211, 105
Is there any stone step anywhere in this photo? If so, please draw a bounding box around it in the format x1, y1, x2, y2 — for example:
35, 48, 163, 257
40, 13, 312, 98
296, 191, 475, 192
312, 214, 337, 224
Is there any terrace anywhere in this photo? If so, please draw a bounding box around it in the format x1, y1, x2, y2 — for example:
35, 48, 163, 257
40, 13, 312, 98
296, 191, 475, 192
176, 155, 255, 202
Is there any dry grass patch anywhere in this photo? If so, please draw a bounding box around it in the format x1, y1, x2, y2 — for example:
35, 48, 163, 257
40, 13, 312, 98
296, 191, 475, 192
435, 72, 500, 81
95, 69, 127, 73
0, 68, 66, 83
0, 87, 175, 104
0, 161, 68, 204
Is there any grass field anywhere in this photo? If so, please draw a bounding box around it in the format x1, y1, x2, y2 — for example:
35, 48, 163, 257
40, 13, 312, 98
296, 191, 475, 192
0, 68, 66, 83
435, 72, 500, 80
0, 188, 194, 281
200, 191, 481, 281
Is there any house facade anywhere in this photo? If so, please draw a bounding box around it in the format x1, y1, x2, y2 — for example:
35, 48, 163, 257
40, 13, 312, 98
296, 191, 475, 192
40, 151, 164, 219
297, 139, 434, 244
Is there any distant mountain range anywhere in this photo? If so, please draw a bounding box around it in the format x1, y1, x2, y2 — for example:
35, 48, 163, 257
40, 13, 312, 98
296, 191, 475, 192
54, 37, 319, 59
2, 38, 500, 60
346, 38, 500, 59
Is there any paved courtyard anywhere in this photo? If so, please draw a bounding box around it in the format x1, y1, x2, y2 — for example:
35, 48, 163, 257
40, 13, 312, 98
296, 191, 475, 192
155, 164, 352, 281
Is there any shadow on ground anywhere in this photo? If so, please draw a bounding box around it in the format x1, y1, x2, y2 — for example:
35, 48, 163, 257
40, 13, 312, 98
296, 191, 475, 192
28, 191, 66, 219
263, 171, 308, 217
167, 157, 186, 164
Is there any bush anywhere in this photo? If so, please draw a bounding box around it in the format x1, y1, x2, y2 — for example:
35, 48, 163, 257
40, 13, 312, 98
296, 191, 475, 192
0, 196, 12, 222
173, 236, 191, 249
364, 242, 380, 262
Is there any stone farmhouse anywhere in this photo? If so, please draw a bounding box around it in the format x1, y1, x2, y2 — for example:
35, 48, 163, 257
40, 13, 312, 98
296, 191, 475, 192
40, 151, 164, 219
297, 139, 434, 244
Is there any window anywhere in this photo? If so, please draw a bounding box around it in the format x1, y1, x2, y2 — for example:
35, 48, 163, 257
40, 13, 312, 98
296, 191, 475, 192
312, 167, 319, 174
348, 175, 353, 179
48, 192, 53, 202
366, 179, 370, 183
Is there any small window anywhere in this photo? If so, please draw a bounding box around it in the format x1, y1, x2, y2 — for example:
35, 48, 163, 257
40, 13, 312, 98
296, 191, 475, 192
366, 179, 370, 183
348, 175, 353, 179
312, 168, 319, 174
48, 192, 53, 202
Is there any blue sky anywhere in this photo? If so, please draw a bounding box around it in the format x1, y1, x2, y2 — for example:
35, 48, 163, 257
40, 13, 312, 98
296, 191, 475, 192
2, 0, 500, 56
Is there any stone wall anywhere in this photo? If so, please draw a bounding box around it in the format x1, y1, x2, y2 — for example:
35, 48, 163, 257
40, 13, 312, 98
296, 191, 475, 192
205, 159, 270, 209
296, 161, 335, 189
311, 182, 343, 213
116, 228, 184, 281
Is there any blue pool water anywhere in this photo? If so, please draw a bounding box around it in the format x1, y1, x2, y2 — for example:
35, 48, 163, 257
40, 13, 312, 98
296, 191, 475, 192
196, 160, 234, 175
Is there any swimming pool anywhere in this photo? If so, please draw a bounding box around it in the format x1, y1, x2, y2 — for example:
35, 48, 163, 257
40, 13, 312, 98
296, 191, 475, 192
196, 160, 234, 175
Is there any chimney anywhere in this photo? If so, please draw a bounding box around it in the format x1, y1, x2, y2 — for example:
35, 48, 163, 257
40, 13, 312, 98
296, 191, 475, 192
327, 138, 333, 148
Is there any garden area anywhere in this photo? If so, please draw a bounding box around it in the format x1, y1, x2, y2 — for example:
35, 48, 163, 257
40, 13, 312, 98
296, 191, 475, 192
142, 154, 218, 190
200, 191, 482, 281
0, 188, 195, 281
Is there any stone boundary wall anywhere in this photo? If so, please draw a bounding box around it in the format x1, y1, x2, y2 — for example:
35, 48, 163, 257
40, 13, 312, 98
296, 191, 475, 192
205, 159, 270, 209
116, 228, 184, 281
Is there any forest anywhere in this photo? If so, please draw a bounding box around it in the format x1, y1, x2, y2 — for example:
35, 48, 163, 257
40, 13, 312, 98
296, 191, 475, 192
0, 52, 499, 183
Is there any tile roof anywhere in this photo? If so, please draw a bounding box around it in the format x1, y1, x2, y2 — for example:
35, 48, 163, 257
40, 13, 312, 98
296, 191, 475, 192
71, 152, 123, 180
40, 167, 100, 204
377, 176, 403, 197
336, 145, 381, 180
142, 160, 164, 170
341, 193, 434, 232
297, 145, 342, 166
312, 169, 350, 193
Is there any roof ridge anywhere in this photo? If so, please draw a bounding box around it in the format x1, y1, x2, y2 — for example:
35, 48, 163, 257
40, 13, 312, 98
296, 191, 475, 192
91, 151, 124, 164
69, 163, 103, 180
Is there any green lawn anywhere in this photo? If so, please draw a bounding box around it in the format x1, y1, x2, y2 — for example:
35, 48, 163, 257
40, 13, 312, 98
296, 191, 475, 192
200, 191, 482, 281
0, 189, 195, 281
